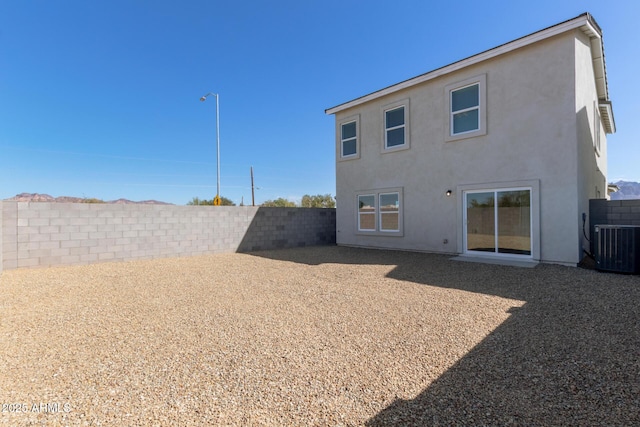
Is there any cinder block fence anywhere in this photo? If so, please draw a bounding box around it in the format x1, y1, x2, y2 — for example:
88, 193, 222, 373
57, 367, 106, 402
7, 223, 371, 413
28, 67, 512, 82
0, 202, 336, 272
589, 199, 640, 254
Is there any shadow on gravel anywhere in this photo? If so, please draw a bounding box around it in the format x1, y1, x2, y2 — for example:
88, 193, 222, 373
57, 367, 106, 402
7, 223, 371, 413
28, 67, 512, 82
250, 246, 640, 426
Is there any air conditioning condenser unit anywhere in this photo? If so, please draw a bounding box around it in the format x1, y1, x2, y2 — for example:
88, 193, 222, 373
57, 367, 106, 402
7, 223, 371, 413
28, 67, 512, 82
594, 225, 640, 274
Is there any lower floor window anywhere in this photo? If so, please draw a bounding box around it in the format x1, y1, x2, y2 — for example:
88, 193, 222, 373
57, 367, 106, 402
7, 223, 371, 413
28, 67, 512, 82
358, 195, 376, 231
357, 189, 402, 235
379, 193, 399, 231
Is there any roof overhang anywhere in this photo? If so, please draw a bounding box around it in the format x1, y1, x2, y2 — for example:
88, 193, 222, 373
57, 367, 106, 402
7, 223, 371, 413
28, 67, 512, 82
325, 13, 615, 133
581, 16, 616, 134
599, 101, 616, 134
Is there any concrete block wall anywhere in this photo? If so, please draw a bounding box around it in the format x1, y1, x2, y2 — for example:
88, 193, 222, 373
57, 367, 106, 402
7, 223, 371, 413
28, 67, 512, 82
0, 202, 336, 271
237, 207, 336, 252
590, 199, 640, 226
589, 199, 640, 253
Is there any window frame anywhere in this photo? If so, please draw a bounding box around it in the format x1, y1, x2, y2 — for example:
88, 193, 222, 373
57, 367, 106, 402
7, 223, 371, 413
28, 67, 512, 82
379, 192, 400, 232
451, 83, 480, 135
357, 194, 376, 231
463, 187, 533, 258
355, 188, 403, 236
385, 106, 405, 148
457, 179, 540, 262
445, 74, 487, 142
382, 99, 410, 153
338, 115, 360, 161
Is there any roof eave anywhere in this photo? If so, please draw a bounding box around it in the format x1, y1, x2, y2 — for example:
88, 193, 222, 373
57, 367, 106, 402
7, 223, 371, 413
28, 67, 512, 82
582, 14, 615, 134
599, 101, 616, 134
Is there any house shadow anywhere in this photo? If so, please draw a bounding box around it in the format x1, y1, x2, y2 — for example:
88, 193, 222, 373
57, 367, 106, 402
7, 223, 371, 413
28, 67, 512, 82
249, 246, 640, 425
235, 207, 335, 253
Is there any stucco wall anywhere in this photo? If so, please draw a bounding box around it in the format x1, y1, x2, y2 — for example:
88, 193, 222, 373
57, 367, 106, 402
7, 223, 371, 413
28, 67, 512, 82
334, 31, 587, 264
0, 202, 335, 271
575, 30, 609, 261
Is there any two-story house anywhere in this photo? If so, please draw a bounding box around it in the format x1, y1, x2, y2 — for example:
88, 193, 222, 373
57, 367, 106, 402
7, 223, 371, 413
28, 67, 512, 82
325, 13, 615, 266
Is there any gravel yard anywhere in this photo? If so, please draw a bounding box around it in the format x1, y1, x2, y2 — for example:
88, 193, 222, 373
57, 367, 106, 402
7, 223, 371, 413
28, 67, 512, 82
1, 246, 638, 426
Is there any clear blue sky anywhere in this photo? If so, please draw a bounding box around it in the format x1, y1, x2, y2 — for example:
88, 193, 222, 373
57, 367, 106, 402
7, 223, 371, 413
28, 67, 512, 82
1, 0, 638, 205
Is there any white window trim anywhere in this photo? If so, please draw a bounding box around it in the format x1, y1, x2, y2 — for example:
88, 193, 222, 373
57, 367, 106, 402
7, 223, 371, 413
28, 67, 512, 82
355, 188, 404, 236
357, 194, 376, 231
382, 99, 410, 153
445, 74, 487, 142
338, 114, 360, 161
385, 107, 405, 148
341, 120, 358, 158
451, 83, 480, 134
456, 180, 540, 261
379, 192, 400, 232
463, 187, 533, 259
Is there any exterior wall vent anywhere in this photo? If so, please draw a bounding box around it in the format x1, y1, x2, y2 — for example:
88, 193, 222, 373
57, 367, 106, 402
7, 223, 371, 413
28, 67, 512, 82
594, 225, 640, 274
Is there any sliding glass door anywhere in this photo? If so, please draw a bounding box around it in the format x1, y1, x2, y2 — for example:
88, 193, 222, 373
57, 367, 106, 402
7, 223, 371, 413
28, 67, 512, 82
465, 188, 531, 257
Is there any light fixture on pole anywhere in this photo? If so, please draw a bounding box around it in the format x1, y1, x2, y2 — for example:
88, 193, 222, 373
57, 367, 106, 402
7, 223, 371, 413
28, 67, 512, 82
200, 92, 221, 205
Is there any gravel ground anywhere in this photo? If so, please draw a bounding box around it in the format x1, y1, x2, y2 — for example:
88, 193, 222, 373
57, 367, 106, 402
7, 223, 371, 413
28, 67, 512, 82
0, 246, 638, 426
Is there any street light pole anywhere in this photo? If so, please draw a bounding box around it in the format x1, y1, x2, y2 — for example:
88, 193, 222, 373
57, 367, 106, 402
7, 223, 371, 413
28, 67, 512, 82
200, 92, 220, 204
251, 166, 255, 206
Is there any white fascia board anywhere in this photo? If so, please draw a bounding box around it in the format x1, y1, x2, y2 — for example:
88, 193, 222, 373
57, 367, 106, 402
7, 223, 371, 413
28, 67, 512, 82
599, 101, 616, 134
584, 20, 615, 133
326, 14, 602, 116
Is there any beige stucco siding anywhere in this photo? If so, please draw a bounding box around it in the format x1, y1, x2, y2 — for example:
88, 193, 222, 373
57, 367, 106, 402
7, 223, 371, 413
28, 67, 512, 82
335, 31, 591, 265
574, 29, 609, 260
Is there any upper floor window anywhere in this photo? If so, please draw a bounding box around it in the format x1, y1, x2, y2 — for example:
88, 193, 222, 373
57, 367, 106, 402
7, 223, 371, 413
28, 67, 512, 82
341, 121, 357, 157
385, 106, 405, 148
451, 83, 479, 134
594, 101, 601, 155
338, 115, 360, 161
445, 74, 487, 142
382, 99, 410, 152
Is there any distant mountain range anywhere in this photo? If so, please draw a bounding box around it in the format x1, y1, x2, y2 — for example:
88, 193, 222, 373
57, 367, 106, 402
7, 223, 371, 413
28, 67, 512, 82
610, 181, 640, 200
5, 184, 637, 205
4, 193, 172, 205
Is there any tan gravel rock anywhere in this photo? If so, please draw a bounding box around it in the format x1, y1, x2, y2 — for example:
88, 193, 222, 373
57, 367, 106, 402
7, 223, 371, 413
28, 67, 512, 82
0, 246, 638, 426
